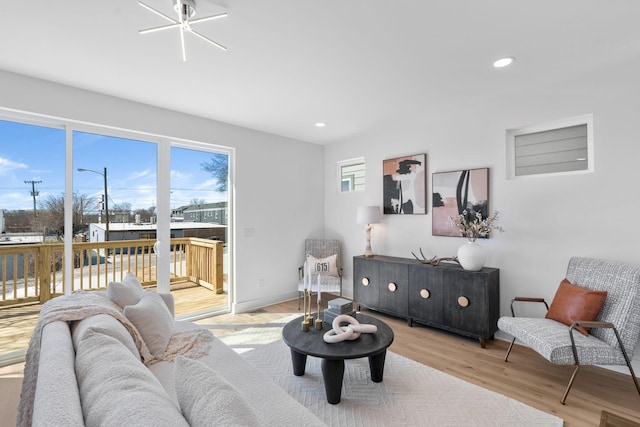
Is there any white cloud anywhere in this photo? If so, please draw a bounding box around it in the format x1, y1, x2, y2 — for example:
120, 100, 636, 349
0, 157, 28, 175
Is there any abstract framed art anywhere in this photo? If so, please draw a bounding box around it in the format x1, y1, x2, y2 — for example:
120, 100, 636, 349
383, 153, 427, 215
432, 167, 489, 237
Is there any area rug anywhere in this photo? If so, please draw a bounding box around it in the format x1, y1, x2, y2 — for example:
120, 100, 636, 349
219, 323, 563, 427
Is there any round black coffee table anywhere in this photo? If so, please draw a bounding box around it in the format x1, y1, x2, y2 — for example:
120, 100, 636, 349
282, 313, 394, 404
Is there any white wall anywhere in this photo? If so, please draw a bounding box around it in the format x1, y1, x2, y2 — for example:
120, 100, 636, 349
324, 57, 640, 370
0, 70, 324, 312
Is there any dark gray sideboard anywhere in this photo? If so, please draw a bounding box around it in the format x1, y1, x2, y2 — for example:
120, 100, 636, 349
353, 255, 500, 348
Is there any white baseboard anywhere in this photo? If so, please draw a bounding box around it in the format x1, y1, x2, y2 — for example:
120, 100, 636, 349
232, 291, 300, 314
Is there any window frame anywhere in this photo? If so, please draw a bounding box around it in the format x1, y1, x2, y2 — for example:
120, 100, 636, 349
506, 114, 594, 180
336, 157, 365, 193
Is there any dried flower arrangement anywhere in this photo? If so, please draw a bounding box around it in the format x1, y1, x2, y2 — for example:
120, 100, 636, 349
448, 210, 504, 242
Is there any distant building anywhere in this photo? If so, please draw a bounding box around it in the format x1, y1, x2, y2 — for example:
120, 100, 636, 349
183, 202, 227, 225
170, 205, 190, 222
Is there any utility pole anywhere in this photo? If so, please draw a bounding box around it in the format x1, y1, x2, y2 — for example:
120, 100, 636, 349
24, 180, 42, 221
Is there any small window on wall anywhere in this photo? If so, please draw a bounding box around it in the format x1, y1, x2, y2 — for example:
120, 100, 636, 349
337, 157, 365, 192
506, 114, 593, 179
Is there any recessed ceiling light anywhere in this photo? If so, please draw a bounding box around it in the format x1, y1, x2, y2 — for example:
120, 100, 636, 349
315, 122, 326, 127
493, 57, 515, 68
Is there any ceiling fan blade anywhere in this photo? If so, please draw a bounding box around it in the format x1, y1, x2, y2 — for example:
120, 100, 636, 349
180, 28, 187, 61
189, 29, 227, 51
139, 22, 182, 35
139, 1, 178, 24
188, 12, 228, 25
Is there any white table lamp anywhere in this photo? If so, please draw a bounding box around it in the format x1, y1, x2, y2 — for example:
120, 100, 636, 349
356, 206, 382, 258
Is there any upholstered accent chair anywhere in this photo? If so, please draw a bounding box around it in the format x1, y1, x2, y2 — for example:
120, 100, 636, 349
498, 257, 640, 404
298, 239, 342, 309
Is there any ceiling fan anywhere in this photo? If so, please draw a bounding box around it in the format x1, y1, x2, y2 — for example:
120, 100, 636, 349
138, 0, 227, 61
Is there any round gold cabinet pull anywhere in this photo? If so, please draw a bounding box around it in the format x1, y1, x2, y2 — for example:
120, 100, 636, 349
420, 289, 430, 299
458, 296, 469, 307
361, 277, 370, 286
388, 282, 397, 292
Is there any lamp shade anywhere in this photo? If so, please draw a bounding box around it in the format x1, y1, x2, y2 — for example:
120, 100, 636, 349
356, 206, 382, 225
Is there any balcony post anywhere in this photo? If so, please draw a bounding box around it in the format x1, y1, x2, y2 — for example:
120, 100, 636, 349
214, 241, 223, 294
39, 245, 51, 303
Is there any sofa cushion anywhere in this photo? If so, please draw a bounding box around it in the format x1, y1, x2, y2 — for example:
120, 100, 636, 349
71, 313, 140, 359
174, 356, 260, 427
545, 278, 607, 336
107, 272, 144, 309
497, 316, 628, 365
124, 291, 174, 359
75, 329, 189, 427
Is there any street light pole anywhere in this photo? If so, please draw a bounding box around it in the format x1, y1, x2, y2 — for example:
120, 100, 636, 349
103, 167, 109, 242
78, 167, 109, 241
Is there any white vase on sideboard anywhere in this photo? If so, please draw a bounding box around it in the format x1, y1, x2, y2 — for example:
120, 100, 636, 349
457, 240, 486, 271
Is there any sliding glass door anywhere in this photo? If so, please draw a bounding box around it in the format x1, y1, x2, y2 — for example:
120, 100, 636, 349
0, 113, 234, 359
0, 118, 65, 359
169, 145, 230, 316
72, 131, 159, 288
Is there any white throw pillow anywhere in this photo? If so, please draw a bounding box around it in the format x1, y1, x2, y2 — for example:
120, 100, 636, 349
124, 291, 173, 359
75, 330, 189, 427
174, 356, 260, 427
107, 272, 144, 309
307, 253, 339, 277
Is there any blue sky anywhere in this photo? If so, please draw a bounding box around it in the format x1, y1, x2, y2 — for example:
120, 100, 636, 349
0, 119, 227, 212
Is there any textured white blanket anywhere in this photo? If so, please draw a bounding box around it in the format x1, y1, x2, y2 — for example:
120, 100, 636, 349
16, 291, 213, 427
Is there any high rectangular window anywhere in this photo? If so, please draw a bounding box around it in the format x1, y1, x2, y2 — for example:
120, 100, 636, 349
338, 158, 365, 192
506, 115, 593, 179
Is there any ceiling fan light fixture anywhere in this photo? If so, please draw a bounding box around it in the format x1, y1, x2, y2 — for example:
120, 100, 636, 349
139, 0, 227, 61
173, 0, 196, 20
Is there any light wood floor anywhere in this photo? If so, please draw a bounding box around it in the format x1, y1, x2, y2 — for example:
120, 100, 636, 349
253, 298, 640, 427
1, 293, 639, 426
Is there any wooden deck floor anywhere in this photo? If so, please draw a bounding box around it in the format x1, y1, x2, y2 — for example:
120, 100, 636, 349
0, 282, 228, 361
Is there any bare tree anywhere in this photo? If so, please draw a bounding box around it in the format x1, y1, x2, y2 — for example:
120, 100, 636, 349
111, 202, 132, 223
134, 207, 155, 223
39, 192, 94, 238
200, 153, 228, 192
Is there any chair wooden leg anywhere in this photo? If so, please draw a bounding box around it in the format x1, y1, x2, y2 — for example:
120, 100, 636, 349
504, 338, 516, 362
561, 365, 580, 405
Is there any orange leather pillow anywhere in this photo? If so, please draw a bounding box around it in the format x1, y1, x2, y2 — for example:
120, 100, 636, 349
545, 278, 607, 336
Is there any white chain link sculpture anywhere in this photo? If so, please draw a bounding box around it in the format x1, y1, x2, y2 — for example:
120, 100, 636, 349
323, 314, 378, 343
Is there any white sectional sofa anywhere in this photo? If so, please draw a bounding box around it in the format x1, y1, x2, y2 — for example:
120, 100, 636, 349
18, 274, 326, 427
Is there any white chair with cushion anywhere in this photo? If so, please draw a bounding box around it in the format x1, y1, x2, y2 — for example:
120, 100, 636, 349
497, 257, 640, 404
298, 239, 342, 309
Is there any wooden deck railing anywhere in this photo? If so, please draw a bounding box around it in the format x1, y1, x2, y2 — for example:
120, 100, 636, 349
0, 237, 224, 307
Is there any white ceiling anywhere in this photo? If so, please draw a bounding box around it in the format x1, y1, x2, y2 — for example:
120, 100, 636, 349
1, 0, 639, 145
